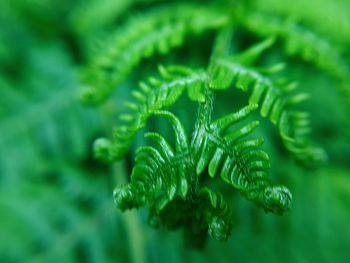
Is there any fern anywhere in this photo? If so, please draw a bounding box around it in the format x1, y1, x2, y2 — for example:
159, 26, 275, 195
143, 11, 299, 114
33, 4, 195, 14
93, 28, 334, 244
149, 187, 233, 248
81, 3, 228, 104
2, 0, 350, 260
113, 105, 291, 245
192, 101, 291, 215
252, 0, 350, 44
94, 65, 206, 161
210, 38, 326, 165
243, 12, 350, 106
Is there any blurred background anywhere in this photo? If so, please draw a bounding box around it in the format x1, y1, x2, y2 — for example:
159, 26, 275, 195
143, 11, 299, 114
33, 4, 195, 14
0, 0, 349, 262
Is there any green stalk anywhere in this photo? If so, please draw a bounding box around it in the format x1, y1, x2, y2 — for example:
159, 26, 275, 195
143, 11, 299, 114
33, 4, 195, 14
113, 161, 146, 263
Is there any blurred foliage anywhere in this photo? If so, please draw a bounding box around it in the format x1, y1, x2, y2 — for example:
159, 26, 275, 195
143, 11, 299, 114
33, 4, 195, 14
0, 0, 349, 262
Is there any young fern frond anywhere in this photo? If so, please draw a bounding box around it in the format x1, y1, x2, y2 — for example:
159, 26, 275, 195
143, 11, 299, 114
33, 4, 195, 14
102, 35, 306, 244
149, 187, 233, 248
4, 0, 350, 259
91, 14, 343, 245
197, 187, 233, 242
193, 102, 291, 214
114, 110, 191, 213
94, 65, 206, 162
209, 39, 326, 165
243, 12, 350, 105
113, 104, 291, 244
244, 12, 349, 76
81, 3, 228, 104
280, 111, 327, 164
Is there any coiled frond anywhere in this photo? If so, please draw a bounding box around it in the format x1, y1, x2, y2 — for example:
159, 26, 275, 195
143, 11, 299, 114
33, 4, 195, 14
87, 6, 348, 246
114, 111, 191, 212
193, 103, 292, 214
243, 12, 350, 106
113, 105, 291, 244
209, 38, 326, 165
149, 187, 233, 248
94, 65, 206, 162
81, 3, 228, 104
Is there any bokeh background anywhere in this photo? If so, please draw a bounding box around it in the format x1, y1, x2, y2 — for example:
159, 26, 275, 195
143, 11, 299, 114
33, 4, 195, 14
0, 0, 349, 262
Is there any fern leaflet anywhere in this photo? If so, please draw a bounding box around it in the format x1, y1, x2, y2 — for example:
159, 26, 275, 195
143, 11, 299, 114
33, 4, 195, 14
81, 3, 228, 104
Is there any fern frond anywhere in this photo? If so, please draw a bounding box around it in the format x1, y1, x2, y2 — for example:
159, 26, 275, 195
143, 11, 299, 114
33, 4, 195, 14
81, 3, 228, 104
245, 12, 350, 124
194, 103, 292, 214
149, 187, 233, 248
279, 111, 328, 164
113, 104, 291, 243
198, 187, 233, 242
94, 65, 206, 162
251, 0, 350, 46
209, 40, 326, 165
114, 110, 191, 213
244, 12, 350, 105
108, 35, 293, 243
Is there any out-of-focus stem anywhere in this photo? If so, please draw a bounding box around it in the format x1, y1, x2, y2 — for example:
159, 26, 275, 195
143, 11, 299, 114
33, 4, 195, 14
113, 160, 146, 263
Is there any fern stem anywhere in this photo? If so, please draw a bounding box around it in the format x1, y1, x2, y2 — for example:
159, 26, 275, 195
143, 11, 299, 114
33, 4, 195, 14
112, 161, 146, 263
192, 87, 214, 146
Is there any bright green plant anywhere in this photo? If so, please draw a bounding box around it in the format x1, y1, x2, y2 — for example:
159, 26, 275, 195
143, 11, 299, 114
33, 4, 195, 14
80, 0, 349, 247
1, 0, 349, 261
